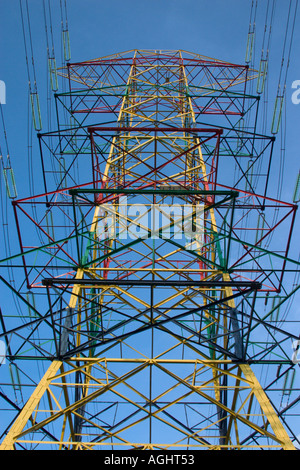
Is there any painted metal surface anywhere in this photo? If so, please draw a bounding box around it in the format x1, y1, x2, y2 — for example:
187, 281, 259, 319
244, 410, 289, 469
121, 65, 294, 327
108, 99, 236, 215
0, 50, 298, 450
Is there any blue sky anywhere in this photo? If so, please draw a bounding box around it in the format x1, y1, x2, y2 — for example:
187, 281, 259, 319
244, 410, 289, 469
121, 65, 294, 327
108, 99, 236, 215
0, 0, 300, 444
0, 0, 299, 277
0, 0, 299, 340
0, 0, 299, 200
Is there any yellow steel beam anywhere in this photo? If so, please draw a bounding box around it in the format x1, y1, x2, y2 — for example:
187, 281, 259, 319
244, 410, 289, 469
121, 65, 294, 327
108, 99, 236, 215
0, 360, 62, 450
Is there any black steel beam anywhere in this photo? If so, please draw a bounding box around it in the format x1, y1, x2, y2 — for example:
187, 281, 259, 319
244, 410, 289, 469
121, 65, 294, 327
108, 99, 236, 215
42, 278, 262, 289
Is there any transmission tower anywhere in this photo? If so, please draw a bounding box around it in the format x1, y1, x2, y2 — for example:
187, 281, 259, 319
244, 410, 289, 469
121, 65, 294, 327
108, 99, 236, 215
0, 50, 299, 450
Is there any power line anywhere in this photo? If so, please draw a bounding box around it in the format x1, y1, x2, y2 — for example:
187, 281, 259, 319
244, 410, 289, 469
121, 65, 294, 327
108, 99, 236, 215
271, 0, 298, 134
19, 0, 42, 131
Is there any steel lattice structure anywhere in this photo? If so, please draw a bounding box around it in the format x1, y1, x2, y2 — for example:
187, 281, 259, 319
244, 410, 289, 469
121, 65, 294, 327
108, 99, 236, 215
0, 49, 299, 450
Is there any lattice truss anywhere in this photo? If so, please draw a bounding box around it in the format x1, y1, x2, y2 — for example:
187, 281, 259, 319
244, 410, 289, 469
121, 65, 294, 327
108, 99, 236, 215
0, 50, 299, 450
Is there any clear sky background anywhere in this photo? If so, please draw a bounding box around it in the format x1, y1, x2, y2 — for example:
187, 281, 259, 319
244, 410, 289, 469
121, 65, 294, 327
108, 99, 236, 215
0, 4, 299, 301
0, 0, 299, 283
0, 0, 300, 443
0, 0, 299, 204
0, 0, 299, 342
